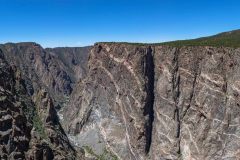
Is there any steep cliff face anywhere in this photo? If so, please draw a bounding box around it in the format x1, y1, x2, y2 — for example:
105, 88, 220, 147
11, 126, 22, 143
0, 50, 32, 159
152, 46, 240, 159
64, 43, 240, 160
46, 47, 90, 82
64, 43, 154, 159
1, 40, 240, 160
0, 50, 77, 159
0, 43, 89, 159
0, 43, 90, 108
0, 43, 71, 97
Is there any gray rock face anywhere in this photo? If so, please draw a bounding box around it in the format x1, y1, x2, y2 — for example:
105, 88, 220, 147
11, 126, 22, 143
152, 46, 240, 160
64, 43, 154, 159
0, 43, 90, 108
0, 43, 89, 159
64, 43, 240, 160
46, 47, 90, 82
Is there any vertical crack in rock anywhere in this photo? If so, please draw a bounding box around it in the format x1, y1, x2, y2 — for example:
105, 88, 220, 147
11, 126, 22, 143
171, 48, 181, 154
221, 53, 228, 102
182, 72, 197, 119
144, 46, 155, 154
181, 55, 201, 119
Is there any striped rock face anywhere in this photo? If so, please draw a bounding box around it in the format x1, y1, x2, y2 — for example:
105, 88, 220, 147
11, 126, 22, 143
64, 44, 240, 160
152, 46, 240, 160
64, 43, 154, 160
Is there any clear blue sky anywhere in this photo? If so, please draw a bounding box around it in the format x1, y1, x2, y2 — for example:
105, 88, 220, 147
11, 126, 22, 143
0, 0, 239, 47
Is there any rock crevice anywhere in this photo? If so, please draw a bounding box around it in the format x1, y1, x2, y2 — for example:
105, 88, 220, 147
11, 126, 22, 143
143, 46, 155, 154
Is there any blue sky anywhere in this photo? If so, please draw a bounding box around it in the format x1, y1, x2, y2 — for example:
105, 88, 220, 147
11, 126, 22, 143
0, 0, 240, 47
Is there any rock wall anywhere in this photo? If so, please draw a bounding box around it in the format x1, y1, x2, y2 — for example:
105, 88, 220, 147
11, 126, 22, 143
0, 43, 90, 108
1, 41, 240, 160
152, 46, 240, 159
0, 43, 89, 159
64, 43, 155, 159
46, 47, 90, 82
0, 50, 32, 159
64, 43, 240, 160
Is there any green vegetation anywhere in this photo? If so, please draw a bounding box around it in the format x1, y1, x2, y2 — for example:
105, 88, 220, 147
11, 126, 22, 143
160, 29, 240, 48
0, 96, 7, 101
21, 101, 48, 140
22, 109, 48, 141
83, 146, 98, 157
83, 146, 118, 160
32, 112, 48, 140
97, 42, 151, 46
100, 29, 240, 48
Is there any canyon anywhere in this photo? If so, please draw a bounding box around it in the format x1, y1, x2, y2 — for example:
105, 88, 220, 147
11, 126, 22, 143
1, 31, 240, 160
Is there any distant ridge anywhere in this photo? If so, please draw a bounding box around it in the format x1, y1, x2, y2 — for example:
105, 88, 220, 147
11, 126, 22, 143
160, 29, 240, 48
99, 29, 240, 48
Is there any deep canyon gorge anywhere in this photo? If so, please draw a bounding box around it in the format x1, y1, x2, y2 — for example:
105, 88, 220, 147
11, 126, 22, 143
1, 32, 240, 160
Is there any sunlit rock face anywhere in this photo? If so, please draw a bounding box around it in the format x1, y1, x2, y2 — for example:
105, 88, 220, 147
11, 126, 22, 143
64, 44, 240, 160
152, 46, 240, 160
64, 43, 155, 160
